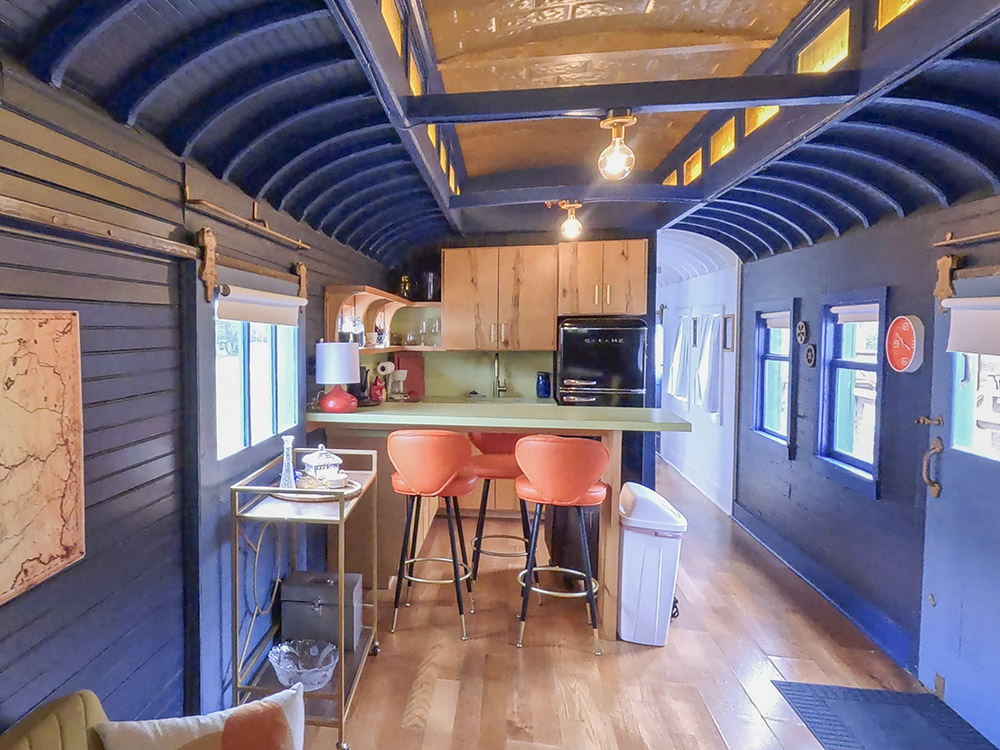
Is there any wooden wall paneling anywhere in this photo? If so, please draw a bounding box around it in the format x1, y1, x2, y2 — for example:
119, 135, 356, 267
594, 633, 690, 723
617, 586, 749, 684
0, 238, 186, 727
558, 241, 604, 315
602, 239, 648, 315
498, 244, 558, 350
442, 246, 499, 350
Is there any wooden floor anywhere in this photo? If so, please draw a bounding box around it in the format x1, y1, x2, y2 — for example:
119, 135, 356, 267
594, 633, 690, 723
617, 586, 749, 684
308, 459, 921, 750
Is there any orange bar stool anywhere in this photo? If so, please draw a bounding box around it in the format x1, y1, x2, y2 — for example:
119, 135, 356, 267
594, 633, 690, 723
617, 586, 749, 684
467, 432, 533, 582
387, 429, 477, 641
514, 435, 610, 654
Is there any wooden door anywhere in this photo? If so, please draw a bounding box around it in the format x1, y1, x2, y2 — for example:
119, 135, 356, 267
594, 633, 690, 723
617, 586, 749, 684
602, 239, 648, 315
558, 241, 604, 316
442, 247, 499, 350
498, 244, 558, 350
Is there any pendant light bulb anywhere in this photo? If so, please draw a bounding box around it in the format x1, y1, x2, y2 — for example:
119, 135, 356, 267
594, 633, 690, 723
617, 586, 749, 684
598, 110, 638, 181
561, 212, 583, 240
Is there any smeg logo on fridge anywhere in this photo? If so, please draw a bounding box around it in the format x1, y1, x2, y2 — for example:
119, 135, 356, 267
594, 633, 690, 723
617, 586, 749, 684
584, 336, 625, 345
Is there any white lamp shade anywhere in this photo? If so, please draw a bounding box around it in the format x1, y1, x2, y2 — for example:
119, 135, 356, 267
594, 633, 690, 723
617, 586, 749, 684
316, 341, 360, 385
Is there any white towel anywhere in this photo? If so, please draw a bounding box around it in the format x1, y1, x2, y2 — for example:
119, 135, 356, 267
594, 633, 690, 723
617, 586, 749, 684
666, 317, 691, 401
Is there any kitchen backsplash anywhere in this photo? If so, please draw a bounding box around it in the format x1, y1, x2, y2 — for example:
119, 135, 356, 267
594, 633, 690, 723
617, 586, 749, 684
423, 351, 555, 398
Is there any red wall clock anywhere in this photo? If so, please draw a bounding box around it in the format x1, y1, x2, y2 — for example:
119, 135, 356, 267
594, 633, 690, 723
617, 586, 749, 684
886, 315, 924, 373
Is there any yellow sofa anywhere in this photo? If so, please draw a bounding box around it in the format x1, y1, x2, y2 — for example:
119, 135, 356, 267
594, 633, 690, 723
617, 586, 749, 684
0, 691, 106, 750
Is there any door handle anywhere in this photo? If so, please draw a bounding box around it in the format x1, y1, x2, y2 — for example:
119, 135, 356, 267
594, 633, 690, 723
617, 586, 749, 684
594, 284, 600, 306
606, 284, 611, 305
916, 415, 944, 426
563, 395, 597, 403
921, 437, 944, 498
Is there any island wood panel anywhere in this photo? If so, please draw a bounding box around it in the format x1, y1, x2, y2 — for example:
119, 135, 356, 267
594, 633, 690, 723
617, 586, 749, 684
603, 238, 648, 315
498, 244, 557, 351
0, 236, 186, 726
558, 241, 604, 316
442, 246, 499, 350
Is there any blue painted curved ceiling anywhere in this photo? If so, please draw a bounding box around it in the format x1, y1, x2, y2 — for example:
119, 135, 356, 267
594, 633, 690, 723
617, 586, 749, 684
676, 24, 1000, 261
0, 0, 449, 264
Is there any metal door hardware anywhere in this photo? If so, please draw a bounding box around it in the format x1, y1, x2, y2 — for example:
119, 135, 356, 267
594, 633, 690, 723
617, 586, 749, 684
928, 592, 937, 607
915, 415, 944, 426
921, 437, 945, 498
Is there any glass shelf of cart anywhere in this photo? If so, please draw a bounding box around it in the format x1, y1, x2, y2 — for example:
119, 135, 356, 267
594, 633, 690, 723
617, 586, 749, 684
231, 449, 376, 525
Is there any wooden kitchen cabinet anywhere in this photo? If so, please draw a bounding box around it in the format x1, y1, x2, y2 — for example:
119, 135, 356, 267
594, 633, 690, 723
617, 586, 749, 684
498, 244, 558, 350
442, 246, 499, 350
558, 241, 604, 315
558, 239, 648, 316
442, 244, 558, 351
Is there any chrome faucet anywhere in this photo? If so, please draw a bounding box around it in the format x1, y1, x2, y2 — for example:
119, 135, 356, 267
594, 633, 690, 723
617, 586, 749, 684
493, 352, 507, 399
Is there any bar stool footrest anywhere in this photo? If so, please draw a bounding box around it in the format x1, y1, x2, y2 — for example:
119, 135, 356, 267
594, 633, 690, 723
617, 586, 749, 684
473, 534, 530, 559
516, 566, 600, 599
403, 556, 472, 585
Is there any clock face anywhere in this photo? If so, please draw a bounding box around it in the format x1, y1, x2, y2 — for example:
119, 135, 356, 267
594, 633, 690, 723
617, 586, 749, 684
886, 315, 925, 373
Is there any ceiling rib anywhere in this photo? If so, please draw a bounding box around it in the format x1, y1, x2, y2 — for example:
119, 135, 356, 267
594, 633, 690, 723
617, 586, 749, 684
106, 0, 329, 125
320, 176, 427, 236
278, 144, 408, 213
675, 219, 761, 260
742, 174, 868, 230
698, 206, 793, 251
304, 162, 415, 227
727, 185, 840, 237
337, 192, 433, 244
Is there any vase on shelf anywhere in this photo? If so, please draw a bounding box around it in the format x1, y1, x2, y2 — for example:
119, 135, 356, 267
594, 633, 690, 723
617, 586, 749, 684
279, 435, 296, 489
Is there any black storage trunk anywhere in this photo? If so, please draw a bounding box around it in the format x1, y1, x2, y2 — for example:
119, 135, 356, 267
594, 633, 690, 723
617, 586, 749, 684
280, 571, 362, 652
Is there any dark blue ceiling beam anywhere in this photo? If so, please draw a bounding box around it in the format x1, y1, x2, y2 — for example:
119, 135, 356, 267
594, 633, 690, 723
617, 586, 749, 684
796, 142, 949, 210
348, 203, 439, 250
106, 0, 329, 126
322, 177, 427, 238
378, 225, 450, 264
278, 143, 408, 214
304, 162, 415, 228
727, 186, 840, 238
256, 124, 397, 201
164, 48, 355, 157
742, 174, 869, 230
337, 192, 434, 245
402, 70, 861, 125
696, 207, 792, 252
221, 93, 376, 183
450, 183, 702, 208
29, 0, 146, 87
674, 220, 760, 261
835, 120, 1000, 194
766, 160, 904, 221
714, 197, 814, 246
369, 217, 447, 259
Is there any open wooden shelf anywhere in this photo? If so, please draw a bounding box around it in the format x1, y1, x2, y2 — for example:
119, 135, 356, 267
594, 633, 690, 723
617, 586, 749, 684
358, 345, 443, 354
325, 285, 440, 342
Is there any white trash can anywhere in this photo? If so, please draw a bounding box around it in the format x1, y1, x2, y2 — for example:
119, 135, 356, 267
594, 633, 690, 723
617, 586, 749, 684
618, 481, 688, 646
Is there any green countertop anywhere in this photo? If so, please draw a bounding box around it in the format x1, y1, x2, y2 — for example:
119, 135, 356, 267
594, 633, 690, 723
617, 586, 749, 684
306, 399, 691, 432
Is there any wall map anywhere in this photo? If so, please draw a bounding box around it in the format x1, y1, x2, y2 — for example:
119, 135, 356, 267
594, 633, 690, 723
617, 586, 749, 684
0, 309, 85, 607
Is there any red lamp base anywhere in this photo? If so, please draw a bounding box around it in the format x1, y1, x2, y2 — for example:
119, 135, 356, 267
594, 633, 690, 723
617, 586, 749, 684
319, 384, 358, 413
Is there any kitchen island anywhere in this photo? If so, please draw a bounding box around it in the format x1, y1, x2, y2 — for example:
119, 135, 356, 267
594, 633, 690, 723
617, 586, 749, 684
307, 400, 690, 641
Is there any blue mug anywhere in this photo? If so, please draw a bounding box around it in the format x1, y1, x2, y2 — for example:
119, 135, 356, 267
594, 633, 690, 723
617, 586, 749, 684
536, 371, 552, 399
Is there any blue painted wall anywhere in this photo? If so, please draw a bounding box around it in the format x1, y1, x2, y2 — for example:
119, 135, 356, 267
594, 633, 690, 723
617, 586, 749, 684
736, 192, 1000, 670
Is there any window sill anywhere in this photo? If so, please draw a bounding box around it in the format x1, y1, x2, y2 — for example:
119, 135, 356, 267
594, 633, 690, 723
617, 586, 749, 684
814, 454, 879, 499
751, 428, 795, 460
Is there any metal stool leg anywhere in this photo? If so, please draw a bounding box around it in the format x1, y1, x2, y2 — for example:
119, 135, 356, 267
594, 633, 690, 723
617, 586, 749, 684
471, 479, 491, 582
577, 506, 601, 655
519, 499, 541, 588
444, 497, 469, 641
404, 496, 422, 606
517, 504, 543, 648
452, 499, 474, 596
392, 496, 415, 633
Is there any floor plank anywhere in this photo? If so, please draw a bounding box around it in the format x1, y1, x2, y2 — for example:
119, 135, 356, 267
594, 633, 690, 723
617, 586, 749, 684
307, 459, 922, 749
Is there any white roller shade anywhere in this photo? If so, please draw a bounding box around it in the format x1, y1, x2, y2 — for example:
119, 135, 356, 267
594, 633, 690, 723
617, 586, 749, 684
943, 296, 1000, 356
761, 310, 791, 329
216, 285, 307, 326
830, 303, 878, 324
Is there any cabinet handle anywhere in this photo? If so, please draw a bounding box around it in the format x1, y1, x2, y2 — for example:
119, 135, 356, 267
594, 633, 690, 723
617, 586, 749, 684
501, 322, 507, 343
594, 284, 600, 306
563, 395, 597, 403
490, 323, 496, 343
606, 284, 611, 305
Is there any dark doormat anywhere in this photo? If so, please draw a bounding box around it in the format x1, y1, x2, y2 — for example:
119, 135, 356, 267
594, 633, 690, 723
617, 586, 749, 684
773, 681, 998, 750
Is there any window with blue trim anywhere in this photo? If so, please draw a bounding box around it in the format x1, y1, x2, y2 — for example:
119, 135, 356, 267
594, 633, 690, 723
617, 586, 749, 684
821, 302, 880, 474
755, 310, 792, 440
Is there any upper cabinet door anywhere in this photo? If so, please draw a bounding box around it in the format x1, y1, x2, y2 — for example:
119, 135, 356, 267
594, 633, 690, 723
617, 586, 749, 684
498, 244, 558, 350
558, 241, 604, 316
442, 247, 499, 350
602, 239, 648, 315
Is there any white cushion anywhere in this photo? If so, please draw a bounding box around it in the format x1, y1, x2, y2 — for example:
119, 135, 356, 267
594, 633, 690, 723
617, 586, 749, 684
96, 683, 304, 750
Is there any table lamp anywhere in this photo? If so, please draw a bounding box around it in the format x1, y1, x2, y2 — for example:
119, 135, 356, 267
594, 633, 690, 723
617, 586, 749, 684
316, 341, 361, 413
